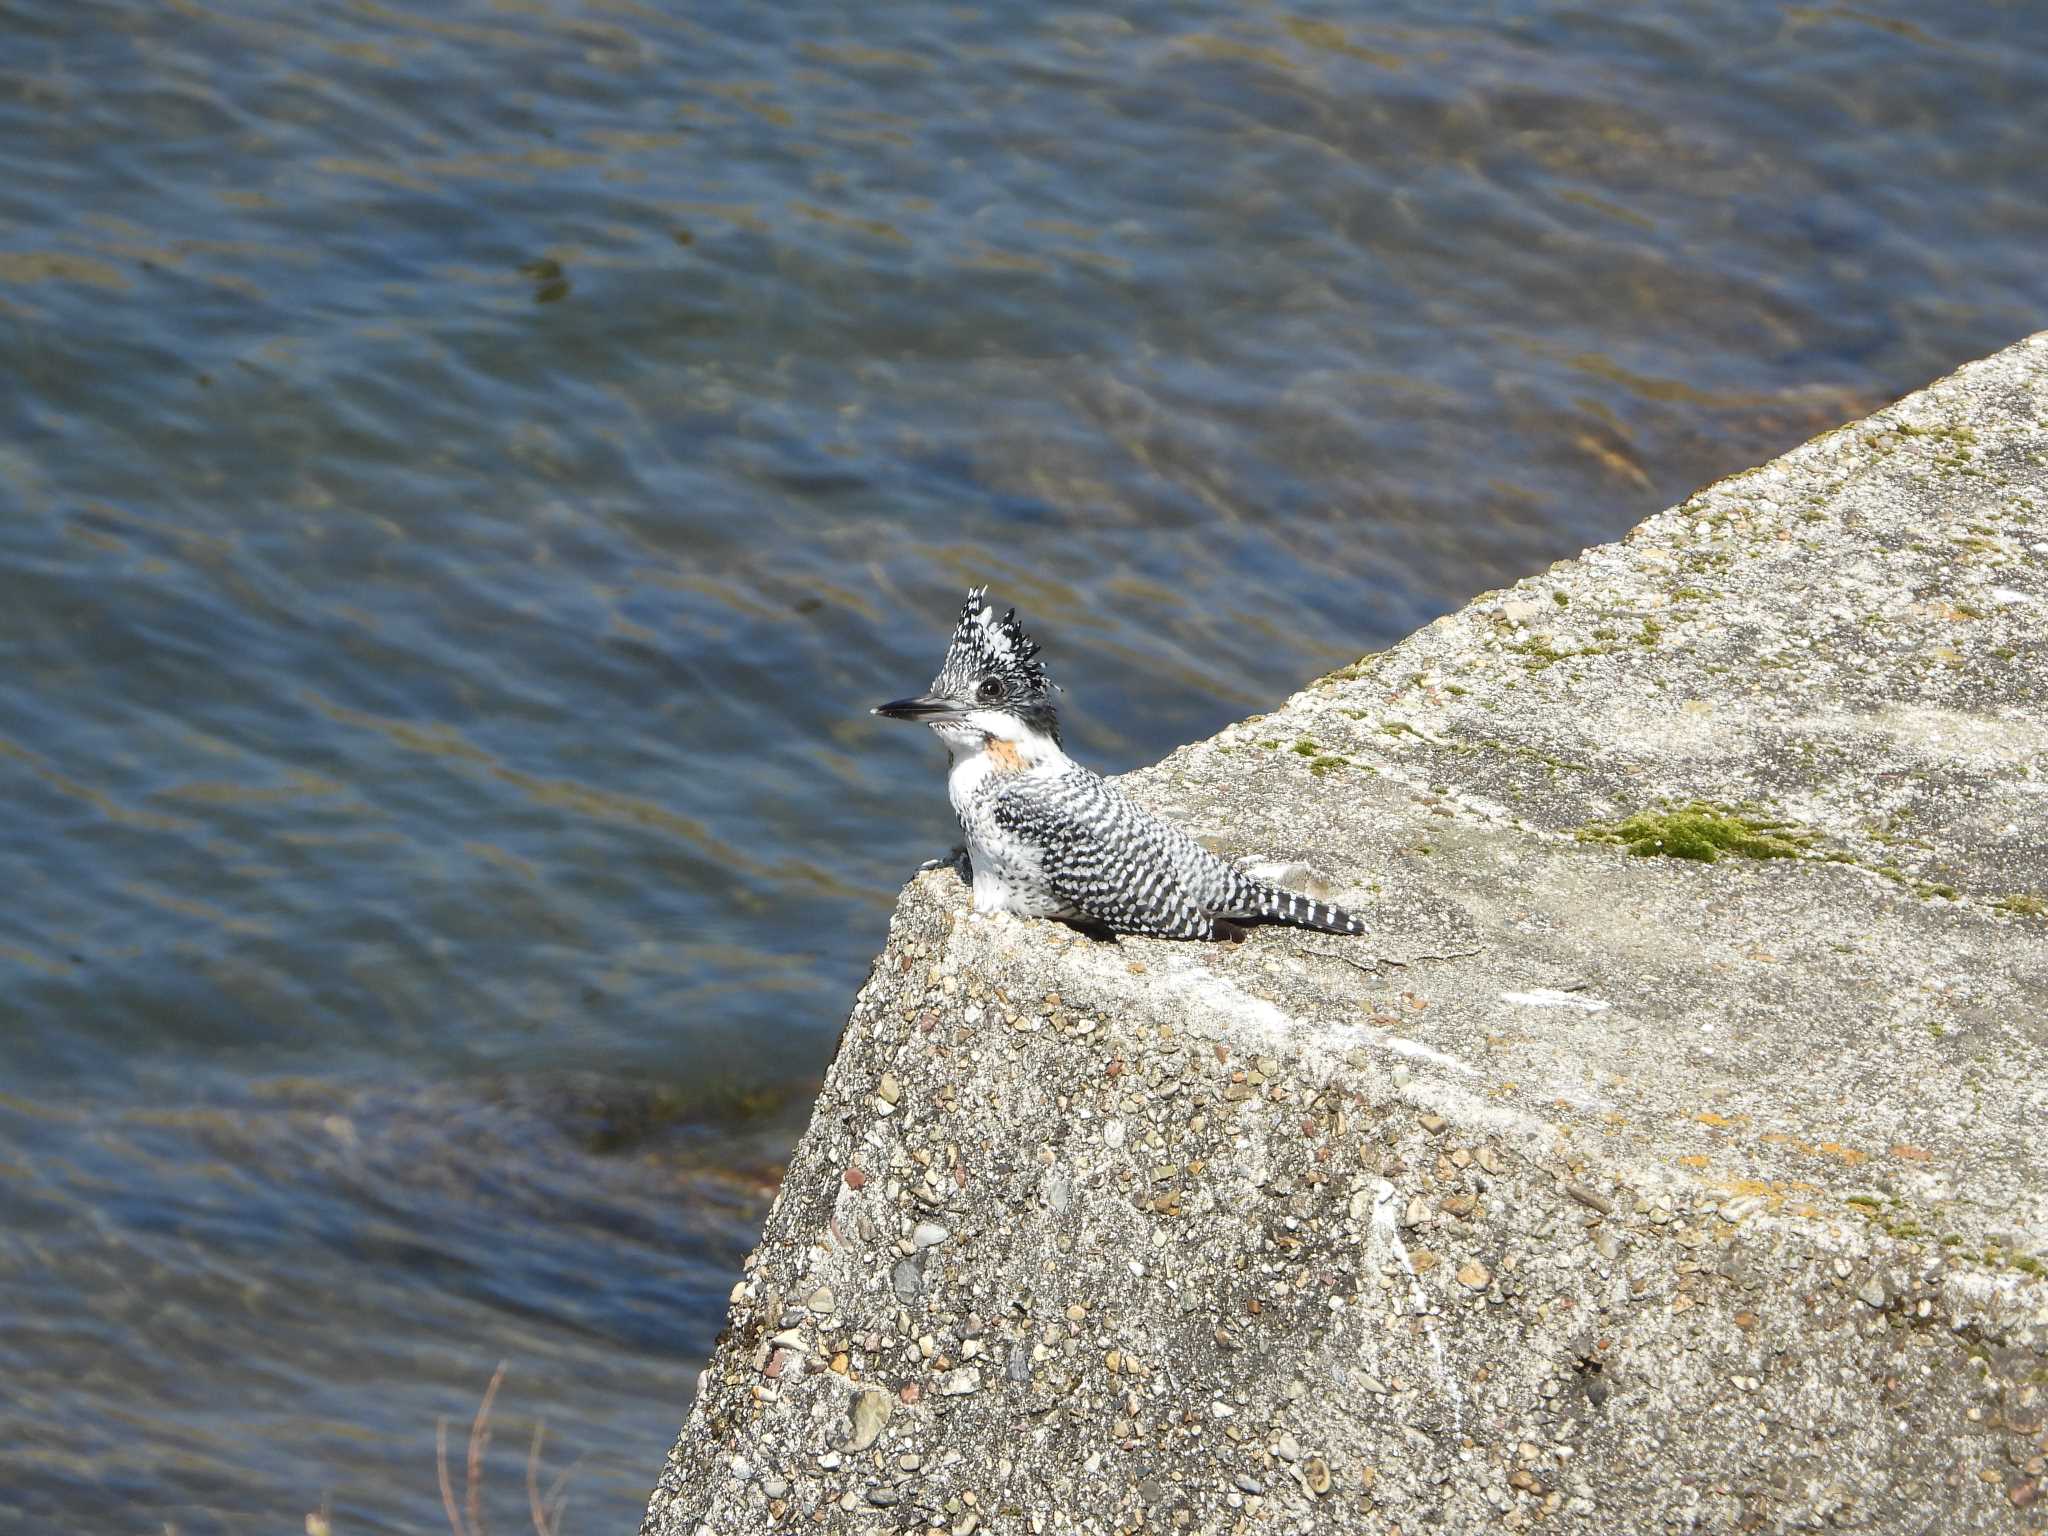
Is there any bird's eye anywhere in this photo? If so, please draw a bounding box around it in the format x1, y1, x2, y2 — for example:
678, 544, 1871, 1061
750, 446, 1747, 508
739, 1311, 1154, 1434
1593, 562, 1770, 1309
975, 677, 1003, 704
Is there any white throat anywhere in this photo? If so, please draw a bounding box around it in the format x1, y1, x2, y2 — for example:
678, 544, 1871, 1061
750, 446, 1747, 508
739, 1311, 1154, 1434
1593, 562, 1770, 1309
938, 711, 1068, 806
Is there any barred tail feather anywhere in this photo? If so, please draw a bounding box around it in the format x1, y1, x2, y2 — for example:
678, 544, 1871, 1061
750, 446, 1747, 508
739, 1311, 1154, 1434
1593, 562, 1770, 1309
1241, 881, 1365, 935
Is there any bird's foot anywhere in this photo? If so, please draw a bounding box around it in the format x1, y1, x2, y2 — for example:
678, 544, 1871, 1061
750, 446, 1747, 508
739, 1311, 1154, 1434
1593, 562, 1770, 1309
917, 845, 973, 886
1056, 915, 1121, 943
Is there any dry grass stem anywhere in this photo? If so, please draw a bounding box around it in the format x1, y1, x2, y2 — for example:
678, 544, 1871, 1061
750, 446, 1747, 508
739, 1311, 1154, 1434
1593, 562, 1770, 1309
436, 1416, 462, 1536
526, 1423, 546, 1536
433, 1363, 570, 1536
537, 1443, 582, 1536
466, 1361, 507, 1536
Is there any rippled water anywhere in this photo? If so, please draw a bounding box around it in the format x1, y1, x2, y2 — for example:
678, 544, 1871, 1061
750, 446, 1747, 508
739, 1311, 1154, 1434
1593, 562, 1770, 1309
1, 0, 2042, 1529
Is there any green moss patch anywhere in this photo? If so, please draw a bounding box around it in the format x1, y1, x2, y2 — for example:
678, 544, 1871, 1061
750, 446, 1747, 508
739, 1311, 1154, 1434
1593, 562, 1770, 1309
1578, 802, 1816, 863
1994, 893, 2048, 918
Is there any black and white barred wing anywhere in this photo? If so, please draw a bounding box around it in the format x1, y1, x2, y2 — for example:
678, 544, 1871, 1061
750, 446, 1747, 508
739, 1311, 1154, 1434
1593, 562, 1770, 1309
989, 767, 1245, 939
989, 766, 1367, 939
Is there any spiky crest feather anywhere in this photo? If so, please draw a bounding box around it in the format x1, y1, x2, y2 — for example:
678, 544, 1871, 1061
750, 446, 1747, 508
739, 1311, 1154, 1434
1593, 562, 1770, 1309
930, 584, 1055, 704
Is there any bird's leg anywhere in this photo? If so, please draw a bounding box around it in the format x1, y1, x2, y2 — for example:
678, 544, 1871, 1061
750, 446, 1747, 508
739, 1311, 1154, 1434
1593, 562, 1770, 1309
1056, 915, 1121, 943
917, 845, 973, 886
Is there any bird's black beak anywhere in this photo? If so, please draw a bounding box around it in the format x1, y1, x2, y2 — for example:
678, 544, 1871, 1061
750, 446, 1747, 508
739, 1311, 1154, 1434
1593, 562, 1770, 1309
872, 694, 960, 721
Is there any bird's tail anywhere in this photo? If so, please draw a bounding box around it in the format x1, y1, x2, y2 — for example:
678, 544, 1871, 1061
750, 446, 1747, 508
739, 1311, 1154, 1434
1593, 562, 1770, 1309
1238, 881, 1365, 935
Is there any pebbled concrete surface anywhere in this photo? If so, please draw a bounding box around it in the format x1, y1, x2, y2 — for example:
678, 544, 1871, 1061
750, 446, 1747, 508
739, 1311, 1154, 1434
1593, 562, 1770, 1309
643, 334, 2048, 1535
